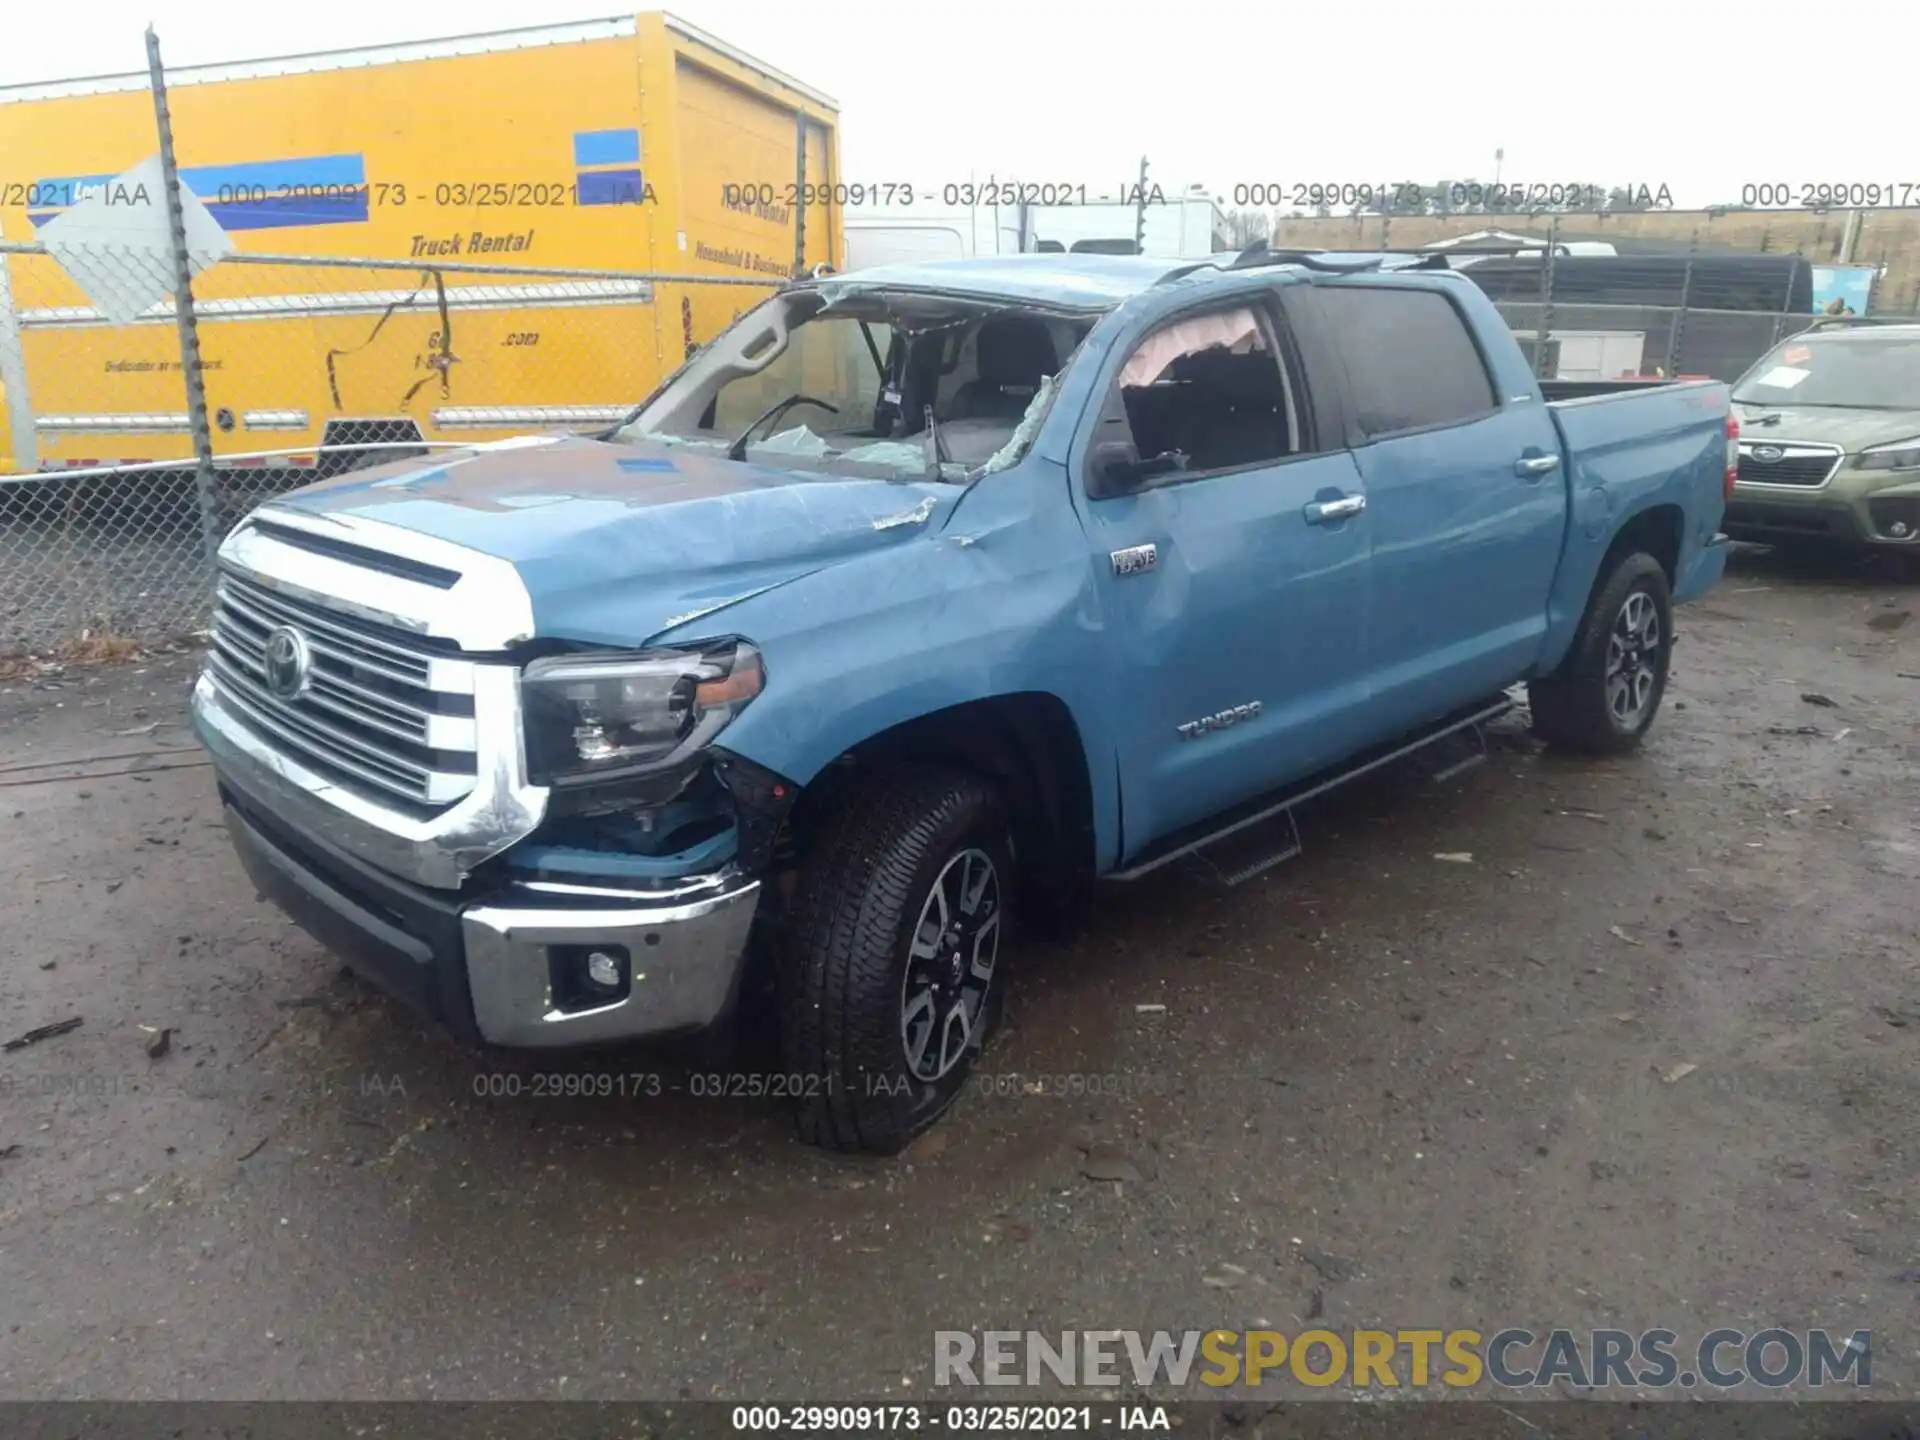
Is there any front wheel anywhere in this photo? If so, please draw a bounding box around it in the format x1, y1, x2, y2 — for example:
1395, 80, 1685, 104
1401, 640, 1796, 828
1529, 551, 1673, 755
780, 767, 1013, 1153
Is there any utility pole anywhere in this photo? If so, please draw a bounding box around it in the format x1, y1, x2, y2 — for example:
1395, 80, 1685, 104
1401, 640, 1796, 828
1134, 156, 1149, 256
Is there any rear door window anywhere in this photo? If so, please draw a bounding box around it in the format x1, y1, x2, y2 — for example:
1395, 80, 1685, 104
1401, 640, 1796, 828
1312, 286, 1498, 438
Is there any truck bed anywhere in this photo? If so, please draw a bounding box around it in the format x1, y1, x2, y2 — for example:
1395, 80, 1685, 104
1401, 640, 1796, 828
1535, 375, 1732, 665
1539, 377, 1696, 403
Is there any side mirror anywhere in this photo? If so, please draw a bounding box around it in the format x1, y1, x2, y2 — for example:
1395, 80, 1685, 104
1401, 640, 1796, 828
1089, 439, 1142, 496
1089, 439, 1186, 496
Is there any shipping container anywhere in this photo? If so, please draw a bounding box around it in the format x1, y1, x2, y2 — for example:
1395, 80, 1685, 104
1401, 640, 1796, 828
0, 13, 841, 477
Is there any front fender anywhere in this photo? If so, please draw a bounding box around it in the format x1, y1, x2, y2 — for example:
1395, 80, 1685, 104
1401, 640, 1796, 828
659, 459, 1124, 870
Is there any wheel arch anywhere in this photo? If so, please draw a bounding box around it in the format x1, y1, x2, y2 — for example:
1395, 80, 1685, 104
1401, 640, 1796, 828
787, 691, 1098, 908
1604, 502, 1685, 587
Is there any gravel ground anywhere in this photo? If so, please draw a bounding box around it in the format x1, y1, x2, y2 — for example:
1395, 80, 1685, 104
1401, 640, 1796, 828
0, 545, 1915, 1408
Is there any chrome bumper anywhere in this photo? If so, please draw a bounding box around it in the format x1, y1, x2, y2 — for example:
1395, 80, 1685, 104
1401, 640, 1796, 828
204, 675, 763, 1048
463, 878, 762, 1046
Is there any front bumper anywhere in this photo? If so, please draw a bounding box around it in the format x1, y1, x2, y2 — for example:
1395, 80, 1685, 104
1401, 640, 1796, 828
221, 783, 761, 1047
1725, 475, 1920, 548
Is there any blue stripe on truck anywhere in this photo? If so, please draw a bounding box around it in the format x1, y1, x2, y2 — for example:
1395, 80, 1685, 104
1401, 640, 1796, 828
28, 154, 369, 231
576, 168, 645, 207
573, 128, 641, 167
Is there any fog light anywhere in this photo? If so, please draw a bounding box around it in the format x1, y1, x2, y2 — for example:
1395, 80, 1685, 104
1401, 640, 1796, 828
548, 943, 631, 1012
1892, 521, 1913, 538
586, 950, 622, 988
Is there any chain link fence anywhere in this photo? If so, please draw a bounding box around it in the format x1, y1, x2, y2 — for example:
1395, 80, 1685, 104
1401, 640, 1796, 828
0, 235, 778, 657
1270, 211, 1920, 383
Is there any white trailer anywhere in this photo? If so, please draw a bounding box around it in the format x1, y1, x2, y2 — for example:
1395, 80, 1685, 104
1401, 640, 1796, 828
844, 187, 1226, 270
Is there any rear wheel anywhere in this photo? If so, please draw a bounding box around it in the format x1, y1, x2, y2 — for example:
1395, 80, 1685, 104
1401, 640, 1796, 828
780, 767, 1013, 1153
1529, 552, 1673, 755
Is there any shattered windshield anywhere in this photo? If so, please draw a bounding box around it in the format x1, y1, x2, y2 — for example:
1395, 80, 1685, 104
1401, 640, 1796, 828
616, 287, 1090, 481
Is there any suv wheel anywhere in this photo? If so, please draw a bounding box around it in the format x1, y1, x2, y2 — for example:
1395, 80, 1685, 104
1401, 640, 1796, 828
1529, 551, 1673, 755
781, 767, 1012, 1153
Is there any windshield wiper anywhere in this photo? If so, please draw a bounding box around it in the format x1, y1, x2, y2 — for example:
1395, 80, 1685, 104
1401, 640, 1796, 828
922, 405, 950, 479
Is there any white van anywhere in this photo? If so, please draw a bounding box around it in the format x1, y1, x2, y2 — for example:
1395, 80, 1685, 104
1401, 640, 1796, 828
844, 188, 1226, 270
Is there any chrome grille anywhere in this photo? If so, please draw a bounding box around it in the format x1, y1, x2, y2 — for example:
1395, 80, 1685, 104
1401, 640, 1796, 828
208, 568, 480, 810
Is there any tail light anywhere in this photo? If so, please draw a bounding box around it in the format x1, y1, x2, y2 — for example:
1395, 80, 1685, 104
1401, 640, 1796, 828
1725, 410, 1740, 501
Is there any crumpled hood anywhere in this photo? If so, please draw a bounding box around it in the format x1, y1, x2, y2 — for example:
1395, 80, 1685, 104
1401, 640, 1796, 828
273, 435, 961, 645
1733, 404, 1920, 452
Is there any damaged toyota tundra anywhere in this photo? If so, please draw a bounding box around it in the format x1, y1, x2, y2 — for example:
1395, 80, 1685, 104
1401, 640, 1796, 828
192, 249, 1735, 1152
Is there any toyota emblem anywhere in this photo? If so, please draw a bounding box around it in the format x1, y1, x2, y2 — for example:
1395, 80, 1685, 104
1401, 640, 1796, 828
262, 625, 312, 699
1750, 445, 1784, 463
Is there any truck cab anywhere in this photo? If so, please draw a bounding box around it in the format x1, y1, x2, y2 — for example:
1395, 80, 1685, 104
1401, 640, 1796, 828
192, 249, 1733, 1152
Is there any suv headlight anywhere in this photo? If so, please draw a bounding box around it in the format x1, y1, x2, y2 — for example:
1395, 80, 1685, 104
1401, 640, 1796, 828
521, 641, 764, 796
1856, 437, 1920, 472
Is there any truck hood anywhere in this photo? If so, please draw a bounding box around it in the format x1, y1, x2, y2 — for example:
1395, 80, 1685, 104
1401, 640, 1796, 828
1732, 403, 1920, 452
271, 435, 962, 645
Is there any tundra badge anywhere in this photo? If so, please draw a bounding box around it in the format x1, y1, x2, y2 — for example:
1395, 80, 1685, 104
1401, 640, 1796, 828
1177, 701, 1262, 739
1111, 543, 1158, 577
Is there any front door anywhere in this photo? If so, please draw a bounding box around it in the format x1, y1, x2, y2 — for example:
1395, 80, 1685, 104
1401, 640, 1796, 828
1072, 293, 1374, 856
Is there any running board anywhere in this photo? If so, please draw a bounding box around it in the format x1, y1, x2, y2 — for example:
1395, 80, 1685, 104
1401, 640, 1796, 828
1109, 694, 1515, 885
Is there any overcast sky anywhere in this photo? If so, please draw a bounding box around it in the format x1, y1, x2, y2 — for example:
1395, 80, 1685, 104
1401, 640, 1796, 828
0, 0, 1904, 210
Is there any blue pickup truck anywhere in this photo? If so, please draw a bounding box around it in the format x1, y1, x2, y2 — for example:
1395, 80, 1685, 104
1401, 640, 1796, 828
191, 248, 1734, 1152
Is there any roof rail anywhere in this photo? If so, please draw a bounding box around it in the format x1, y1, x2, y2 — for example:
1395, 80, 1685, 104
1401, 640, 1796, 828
1804, 313, 1914, 330
1224, 244, 1389, 274
1152, 244, 1448, 289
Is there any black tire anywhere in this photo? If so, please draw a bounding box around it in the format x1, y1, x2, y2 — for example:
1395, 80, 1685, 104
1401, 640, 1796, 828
780, 766, 1013, 1153
1528, 551, 1673, 756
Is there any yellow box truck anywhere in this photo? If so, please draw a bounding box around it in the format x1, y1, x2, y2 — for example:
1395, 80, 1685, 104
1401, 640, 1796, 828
0, 13, 841, 478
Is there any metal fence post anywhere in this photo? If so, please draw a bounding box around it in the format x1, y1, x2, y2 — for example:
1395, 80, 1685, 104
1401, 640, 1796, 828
0, 247, 38, 475
1664, 229, 1697, 377
147, 25, 222, 575
1534, 216, 1558, 379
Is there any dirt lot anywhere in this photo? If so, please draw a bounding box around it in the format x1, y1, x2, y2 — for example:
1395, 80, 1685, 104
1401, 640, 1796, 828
0, 546, 1915, 1406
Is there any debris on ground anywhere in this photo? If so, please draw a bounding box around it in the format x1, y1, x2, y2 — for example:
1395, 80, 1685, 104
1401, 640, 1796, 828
1767, 725, 1824, 737
1866, 610, 1910, 633
1134, 1003, 1167, 1014
1433, 852, 1474, 863
1297, 1248, 1360, 1283
144, 1026, 173, 1059
3, 1016, 83, 1052
1800, 692, 1839, 708
1608, 925, 1643, 946
1079, 1144, 1144, 1185
1662, 1062, 1699, 1085
1201, 1262, 1249, 1289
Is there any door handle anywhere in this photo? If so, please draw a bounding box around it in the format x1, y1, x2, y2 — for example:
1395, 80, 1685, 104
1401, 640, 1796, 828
1303, 494, 1366, 524
1515, 453, 1561, 479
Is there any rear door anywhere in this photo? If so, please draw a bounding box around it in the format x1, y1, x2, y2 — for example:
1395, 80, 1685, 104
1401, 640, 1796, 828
1073, 289, 1374, 854
1291, 280, 1566, 724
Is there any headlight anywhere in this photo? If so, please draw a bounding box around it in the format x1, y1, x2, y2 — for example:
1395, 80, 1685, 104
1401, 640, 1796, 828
521, 640, 763, 792
1855, 437, 1920, 472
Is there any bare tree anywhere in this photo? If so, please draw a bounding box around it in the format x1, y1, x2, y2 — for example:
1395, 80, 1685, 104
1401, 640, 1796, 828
1220, 208, 1272, 249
